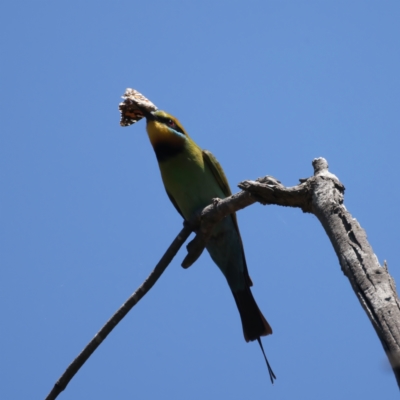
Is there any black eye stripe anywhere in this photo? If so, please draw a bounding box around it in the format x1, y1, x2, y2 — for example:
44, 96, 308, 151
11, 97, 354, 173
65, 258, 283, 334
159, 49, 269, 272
156, 116, 185, 135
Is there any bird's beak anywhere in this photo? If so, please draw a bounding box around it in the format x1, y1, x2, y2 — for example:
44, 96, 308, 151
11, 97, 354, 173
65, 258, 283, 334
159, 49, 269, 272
144, 110, 156, 121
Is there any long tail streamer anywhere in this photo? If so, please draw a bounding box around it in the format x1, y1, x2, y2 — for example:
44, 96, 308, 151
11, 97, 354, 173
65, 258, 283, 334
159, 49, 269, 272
257, 338, 276, 384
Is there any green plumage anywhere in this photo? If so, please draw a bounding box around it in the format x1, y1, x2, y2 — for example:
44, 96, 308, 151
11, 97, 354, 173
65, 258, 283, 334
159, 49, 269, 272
146, 110, 272, 340
120, 90, 276, 382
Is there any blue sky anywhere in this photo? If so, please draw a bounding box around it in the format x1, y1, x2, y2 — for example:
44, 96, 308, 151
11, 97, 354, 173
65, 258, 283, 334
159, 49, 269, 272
1, 1, 399, 399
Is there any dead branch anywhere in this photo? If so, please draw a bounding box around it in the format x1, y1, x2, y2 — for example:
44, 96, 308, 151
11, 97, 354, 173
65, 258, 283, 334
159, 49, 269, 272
45, 223, 193, 400
183, 157, 400, 388
46, 156, 400, 398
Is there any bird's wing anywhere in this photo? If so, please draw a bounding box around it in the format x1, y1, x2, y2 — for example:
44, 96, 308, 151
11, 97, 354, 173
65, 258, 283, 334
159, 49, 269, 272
202, 150, 232, 196
202, 150, 253, 286
166, 190, 185, 219
202, 149, 237, 224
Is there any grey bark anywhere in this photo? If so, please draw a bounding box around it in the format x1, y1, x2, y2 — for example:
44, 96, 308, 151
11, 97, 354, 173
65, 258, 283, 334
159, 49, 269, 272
185, 157, 400, 388
46, 157, 400, 398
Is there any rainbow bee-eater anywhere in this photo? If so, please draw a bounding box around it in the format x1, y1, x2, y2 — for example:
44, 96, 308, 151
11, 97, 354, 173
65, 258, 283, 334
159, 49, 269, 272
119, 89, 275, 382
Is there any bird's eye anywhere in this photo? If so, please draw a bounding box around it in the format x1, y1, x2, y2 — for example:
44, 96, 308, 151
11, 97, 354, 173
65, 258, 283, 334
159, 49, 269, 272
166, 119, 176, 129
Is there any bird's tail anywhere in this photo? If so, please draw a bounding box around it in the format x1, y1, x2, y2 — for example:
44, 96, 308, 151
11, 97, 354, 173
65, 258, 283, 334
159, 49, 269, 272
233, 287, 276, 383
232, 286, 272, 342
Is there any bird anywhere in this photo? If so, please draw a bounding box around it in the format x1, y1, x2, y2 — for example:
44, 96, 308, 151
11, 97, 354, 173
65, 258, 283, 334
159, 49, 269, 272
119, 90, 275, 383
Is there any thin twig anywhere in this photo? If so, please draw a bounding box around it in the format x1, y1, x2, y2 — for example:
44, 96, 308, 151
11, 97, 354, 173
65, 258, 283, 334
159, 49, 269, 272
45, 223, 193, 400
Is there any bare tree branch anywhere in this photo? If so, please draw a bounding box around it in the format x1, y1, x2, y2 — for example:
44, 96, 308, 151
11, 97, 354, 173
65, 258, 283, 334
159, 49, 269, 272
46, 156, 400, 398
45, 223, 193, 400
183, 157, 400, 388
